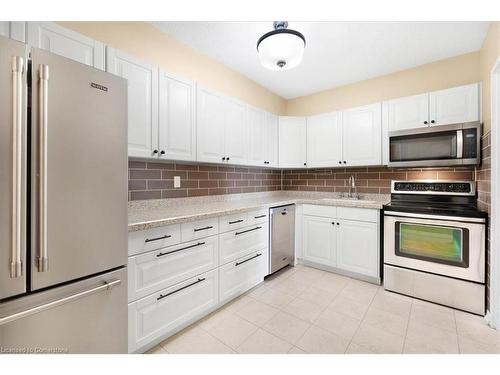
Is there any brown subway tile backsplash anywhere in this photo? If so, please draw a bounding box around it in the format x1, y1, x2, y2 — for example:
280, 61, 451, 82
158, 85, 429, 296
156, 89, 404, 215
129, 160, 282, 201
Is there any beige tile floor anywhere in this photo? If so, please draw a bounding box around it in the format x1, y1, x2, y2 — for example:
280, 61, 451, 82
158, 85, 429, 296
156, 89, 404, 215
146, 265, 500, 354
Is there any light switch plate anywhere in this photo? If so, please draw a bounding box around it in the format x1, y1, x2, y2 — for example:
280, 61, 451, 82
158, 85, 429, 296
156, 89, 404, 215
174, 176, 181, 188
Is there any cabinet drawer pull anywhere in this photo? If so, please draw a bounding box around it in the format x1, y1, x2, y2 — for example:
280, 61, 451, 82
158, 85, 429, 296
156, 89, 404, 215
235, 226, 262, 236
145, 234, 171, 243
229, 219, 244, 225
254, 215, 267, 219
156, 242, 206, 257
194, 226, 213, 232
157, 278, 206, 301
235, 253, 262, 267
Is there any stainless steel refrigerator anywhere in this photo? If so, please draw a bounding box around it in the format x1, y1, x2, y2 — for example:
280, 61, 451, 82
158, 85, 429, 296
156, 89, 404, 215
0, 36, 128, 353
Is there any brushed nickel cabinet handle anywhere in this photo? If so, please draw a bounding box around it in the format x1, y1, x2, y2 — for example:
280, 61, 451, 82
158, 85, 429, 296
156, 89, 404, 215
38, 64, 49, 273
157, 278, 206, 301
10, 56, 24, 278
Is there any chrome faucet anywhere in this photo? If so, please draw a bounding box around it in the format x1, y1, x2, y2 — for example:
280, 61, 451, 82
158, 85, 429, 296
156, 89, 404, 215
348, 175, 356, 198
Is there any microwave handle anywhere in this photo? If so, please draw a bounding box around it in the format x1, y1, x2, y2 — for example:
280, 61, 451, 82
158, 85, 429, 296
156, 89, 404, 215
457, 130, 463, 158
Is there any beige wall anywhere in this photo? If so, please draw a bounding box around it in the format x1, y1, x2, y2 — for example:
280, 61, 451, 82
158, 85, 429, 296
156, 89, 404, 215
479, 22, 500, 133
58, 22, 287, 115
286, 52, 481, 116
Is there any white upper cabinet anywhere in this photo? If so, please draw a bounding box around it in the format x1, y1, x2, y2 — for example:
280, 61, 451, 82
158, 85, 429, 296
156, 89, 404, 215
107, 48, 159, 158
196, 87, 226, 163
27, 22, 105, 70
279, 116, 307, 168
266, 113, 279, 168
158, 71, 196, 161
224, 98, 248, 165
196, 87, 248, 165
247, 106, 268, 167
383, 93, 429, 131
307, 111, 343, 168
0, 22, 25, 42
429, 83, 480, 126
247, 108, 279, 167
342, 103, 382, 166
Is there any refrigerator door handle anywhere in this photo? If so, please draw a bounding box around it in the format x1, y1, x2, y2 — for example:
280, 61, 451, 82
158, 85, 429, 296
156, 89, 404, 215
38, 64, 49, 273
0, 278, 122, 326
10, 56, 24, 279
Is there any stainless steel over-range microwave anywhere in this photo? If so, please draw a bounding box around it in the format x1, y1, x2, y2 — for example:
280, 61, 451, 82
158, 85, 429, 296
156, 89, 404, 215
388, 122, 481, 168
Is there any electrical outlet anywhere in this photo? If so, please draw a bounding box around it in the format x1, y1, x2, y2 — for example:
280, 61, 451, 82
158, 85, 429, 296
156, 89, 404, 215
174, 176, 181, 188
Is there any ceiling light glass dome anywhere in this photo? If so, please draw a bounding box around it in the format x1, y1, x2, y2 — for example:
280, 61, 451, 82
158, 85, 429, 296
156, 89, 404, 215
257, 21, 306, 71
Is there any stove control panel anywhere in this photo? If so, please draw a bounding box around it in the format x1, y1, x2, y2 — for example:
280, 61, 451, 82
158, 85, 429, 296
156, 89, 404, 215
391, 181, 475, 196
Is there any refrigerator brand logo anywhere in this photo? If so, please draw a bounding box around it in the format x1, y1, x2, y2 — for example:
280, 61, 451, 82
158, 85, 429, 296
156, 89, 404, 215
90, 82, 108, 92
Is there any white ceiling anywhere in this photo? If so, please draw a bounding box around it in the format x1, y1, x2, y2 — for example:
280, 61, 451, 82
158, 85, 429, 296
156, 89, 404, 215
152, 22, 490, 99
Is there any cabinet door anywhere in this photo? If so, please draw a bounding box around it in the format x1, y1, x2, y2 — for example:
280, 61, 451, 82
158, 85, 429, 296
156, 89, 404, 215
196, 87, 226, 163
429, 83, 480, 126
107, 48, 159, 158
384, 94, 429, 131
279, 116, 307, 168
247, 106, 267, 167
336, 220, 378, 278
342, 103, 382, 166
266, 112, 279, 168
224, 97, 248, 165
0, 22, 25, 42
302, 215, 336, 266
27, 22, 105, 69
307, 111, 343, 167
158, 71, 196, 161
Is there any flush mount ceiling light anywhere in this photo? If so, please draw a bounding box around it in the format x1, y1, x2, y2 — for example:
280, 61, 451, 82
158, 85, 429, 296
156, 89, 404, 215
257, 21, 306, 71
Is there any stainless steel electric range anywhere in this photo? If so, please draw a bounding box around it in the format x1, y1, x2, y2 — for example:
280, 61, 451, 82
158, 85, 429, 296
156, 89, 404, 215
383, 180, 487, 315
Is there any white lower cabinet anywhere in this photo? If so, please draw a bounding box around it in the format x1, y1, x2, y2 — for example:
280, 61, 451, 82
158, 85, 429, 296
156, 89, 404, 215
219, 250, 268, 304
128, 214, 270, 352
302, 205, 380, 281
336, 219, 379, 278
302, 215, 336, 266
128, 236, 219, 302
219, 225, 268, 265
128, 268, 218, 353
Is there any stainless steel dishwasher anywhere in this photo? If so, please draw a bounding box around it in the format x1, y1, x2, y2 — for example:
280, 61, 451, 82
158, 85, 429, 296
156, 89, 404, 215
269, 204, 295, 274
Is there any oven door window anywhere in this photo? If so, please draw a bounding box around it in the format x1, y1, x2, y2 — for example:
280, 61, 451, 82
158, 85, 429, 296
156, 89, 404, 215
390, 130, 458, 162
395, 222, 469, 267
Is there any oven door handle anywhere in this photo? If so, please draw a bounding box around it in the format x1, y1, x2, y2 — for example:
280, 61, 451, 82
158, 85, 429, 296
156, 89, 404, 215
383, 211, 486, 224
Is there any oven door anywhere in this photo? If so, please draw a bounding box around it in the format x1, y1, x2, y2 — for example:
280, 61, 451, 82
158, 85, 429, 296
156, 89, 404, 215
384, 211, 485, 283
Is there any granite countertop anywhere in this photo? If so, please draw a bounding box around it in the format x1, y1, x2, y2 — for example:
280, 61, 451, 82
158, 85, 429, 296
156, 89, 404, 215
128, 191, 390, 232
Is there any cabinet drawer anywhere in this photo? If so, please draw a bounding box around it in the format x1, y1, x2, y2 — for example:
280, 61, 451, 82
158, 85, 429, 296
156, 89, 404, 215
219, 213, 248, 233
247, 209, 269, 225
181, 218, 219, 242
128, 269, 218, 353
302, 204, 337, 218
219, 225, 268, 265
128, 225, 181, 256
337, 207, 378, 223
128, 236, 219, 302
219, 250, 267, 304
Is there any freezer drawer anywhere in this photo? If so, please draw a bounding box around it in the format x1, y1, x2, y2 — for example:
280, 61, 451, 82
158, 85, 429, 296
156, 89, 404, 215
128, 235, 219, 302
0, 267, 127, 353
128, 268, 218, 353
